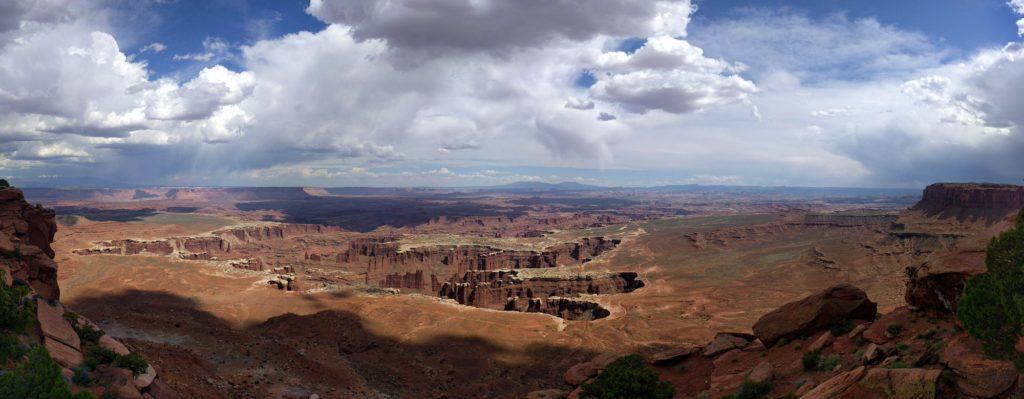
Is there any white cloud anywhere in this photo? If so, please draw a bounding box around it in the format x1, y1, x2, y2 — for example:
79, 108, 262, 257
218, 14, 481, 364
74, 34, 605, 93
172, 37, 231, 62
1, 0, 1023, 188
1012, 0, 1024, 36
145, 65, 255, 121
139, 42, 166, 53
689, 11, 949, 81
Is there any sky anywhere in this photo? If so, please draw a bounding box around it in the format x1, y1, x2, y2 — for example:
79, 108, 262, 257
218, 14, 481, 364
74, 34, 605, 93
1, 0, 1023, 188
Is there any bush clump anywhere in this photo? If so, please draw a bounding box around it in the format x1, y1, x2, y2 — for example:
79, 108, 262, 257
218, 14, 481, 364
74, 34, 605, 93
113, 352, 148, 376
65, 312, 104, 345
801, 349, 821, 371
0, 346, 93, 399
82, 344, 148, 377
721, 380, 772, 399
958, 212, 1024, 370
580, 354, 675, 399
0, 271, 34, 334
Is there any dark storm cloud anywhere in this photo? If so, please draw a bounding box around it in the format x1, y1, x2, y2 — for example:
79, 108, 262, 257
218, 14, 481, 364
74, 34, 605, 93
306, 0, 690, 54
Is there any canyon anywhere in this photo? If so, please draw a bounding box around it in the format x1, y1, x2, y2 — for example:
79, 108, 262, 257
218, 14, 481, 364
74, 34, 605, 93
4, 181, 1016, 398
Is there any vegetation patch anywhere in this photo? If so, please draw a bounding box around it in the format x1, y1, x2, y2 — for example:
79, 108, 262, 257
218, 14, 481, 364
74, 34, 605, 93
721, 380, 772, 399
0, 346, 93, 399
580, 354, 675, 399
958, 212, 1024, 370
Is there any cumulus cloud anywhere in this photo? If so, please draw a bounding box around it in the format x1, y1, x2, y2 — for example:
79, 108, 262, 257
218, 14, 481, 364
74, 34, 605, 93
3, 0, 1022, 188
305, 0, 692, 55
1012, 0, 1024, 36
145, 65, 255, 121
689, 11, 949, 81
588, 35, 756, 114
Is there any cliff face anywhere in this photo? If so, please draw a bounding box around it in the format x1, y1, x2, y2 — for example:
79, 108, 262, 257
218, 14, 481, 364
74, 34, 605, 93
0, 187, 60, 299
342, 236, 620, 282
912, 183, 1024, 221
437, 271, 644, 320
0, 186, 174, 397
74, 223, 342, 259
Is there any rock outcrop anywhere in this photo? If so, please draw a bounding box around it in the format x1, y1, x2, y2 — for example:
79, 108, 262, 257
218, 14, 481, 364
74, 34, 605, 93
912, 183, 1024, 222
0, 186, 173, 398
905, 212, 1018, 313
751, 284, 877, 346
0, 187, 59, 299
437, 270, 642, 320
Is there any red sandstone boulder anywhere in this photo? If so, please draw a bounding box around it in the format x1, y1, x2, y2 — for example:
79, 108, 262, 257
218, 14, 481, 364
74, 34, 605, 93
96, 365, 144, 399
857, 368, 941, 399
100, 333, 131, 356
808, 331, 835, 352
751, 284, 877, 346
747, 361, 772, 384
649, 346, 700, 365
863, 307, 912, 344
801, 366, 866, 399
563, 352, 620, 386
703, 332, 755, 356
36, 299, 80, 350
44, 338, 83, 368
134, 364, 158, 390
940, 335, 1017, 398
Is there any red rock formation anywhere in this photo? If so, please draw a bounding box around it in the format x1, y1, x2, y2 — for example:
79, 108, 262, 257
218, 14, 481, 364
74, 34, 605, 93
341, 236, 620, 287
436, 270, 642, 320
74, 223, 341, 261
0, 185, 173, 397
751, 284, 877, 346
0, 187, 60, 299
905, 212, 1018, 313
912, 183, 1024, 221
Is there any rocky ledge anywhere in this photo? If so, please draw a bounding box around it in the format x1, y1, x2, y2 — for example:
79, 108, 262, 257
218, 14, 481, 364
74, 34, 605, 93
0, 186, 176, 398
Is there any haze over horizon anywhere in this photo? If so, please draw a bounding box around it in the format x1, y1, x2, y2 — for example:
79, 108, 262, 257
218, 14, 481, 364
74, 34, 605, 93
2, 0, 1024, 188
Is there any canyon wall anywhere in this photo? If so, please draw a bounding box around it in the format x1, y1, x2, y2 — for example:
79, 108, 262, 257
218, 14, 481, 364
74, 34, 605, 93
0, 187, 60, 299
437, 270, 643, 320
74, 223, 343, 261
912, 183, 1024, 221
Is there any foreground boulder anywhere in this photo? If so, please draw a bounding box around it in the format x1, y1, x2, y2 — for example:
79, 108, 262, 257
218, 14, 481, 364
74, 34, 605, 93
751, 284, 877, 346
856, 368, 941, 399
563, 352, 620, 386
940, 335, 1017, 398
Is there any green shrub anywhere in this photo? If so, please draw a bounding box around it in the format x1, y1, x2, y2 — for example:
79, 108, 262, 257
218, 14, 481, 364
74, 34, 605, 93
83, 346, 117, 369
113, 352, 148, 377
801, 349, 821, 371
0, 179, 9, 188
884, 361, 910, 369
886, 324, 903, 337
0, 346, 94, 399
71, 366, 95, 387
1, 249, 21, 260
0, 271, 34, 333
958, 212, 1024, 370
64, 314, 104, 346
819, 354, 841, 371
580, 354, 675, 399
721, 381, 772, 399
0, 332, 25, 363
